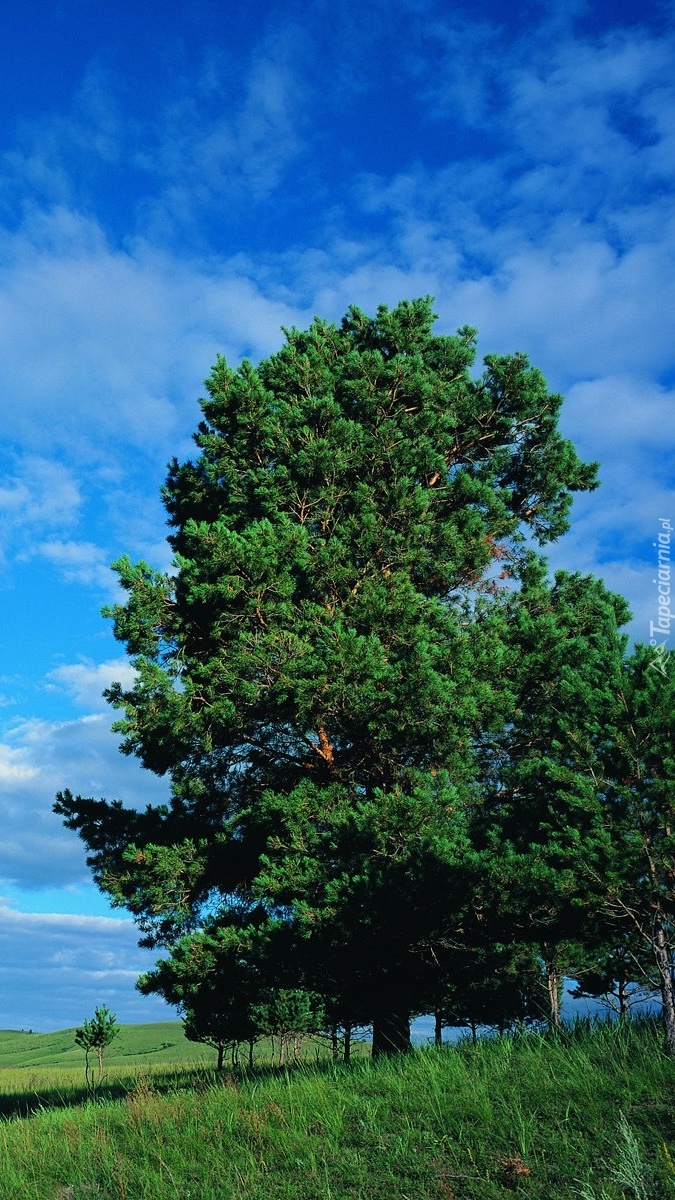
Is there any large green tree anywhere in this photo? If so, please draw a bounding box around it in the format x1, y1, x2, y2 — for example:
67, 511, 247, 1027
471, 568, 675, 1052
55, 298, 597, 1053
595, 645, 675, 1053
472, 560, 631, 1028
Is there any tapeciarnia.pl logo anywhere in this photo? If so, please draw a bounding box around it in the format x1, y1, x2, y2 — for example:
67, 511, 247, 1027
648, 517, 672, 677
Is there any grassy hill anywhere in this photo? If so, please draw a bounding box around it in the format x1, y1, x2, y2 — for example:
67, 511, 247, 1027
0, 1021, 211, 1069
0, 1019, 673, 1198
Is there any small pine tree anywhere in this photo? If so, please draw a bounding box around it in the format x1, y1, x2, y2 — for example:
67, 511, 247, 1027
75, 1005, 119, 1093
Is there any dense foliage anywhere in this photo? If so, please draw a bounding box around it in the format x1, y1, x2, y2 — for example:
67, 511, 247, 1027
55, 298, 675, 1055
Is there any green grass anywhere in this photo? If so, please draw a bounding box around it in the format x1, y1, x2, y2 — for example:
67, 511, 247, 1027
0, 1019, 674, 1198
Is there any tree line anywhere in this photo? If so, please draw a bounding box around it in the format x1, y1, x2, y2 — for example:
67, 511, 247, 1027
54, 298, 675, 1060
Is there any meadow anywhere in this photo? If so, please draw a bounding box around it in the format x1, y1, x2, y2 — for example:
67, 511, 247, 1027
0, 1018, 673, 1199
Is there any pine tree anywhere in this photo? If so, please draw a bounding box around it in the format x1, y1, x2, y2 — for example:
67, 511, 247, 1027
75, 1005, 119, 1093
597, 645, 675, 1053
472, 559, 631, 1028
55, 298, 597, 1052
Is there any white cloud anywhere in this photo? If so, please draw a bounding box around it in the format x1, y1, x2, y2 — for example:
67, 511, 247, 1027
562, 375, 675, 461
545, 373, 675, 642
447, 231, 675, 382
0, 709, 169, 892
46, 658, 136, 711
0, 203, 305, 587
0, 744, 39, 785
128, 27, 309, 244
415, 16, 504, 127
28, 540, 112, 588
1, 61, 124, 218
421, 19, 674, 222
506, 29, 671, 167
0, 903, 172, 1030
0, 210, 302, 463
0, 456, 80, 548
0, 905, 128, 932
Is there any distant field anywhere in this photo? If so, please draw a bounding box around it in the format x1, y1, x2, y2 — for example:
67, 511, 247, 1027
0, 1022, 212, 1070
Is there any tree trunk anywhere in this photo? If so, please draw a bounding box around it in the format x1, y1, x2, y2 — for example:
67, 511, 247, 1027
653, 921, 675, 1056
544, 954, 561, 1030
248, 1039, 255, 1070
344, 1024, 352, 1064
618, 973, 629, 1021
371, 1012, 412, 1057
216, 1041, 224, 1071
434, 1007, 443, 1047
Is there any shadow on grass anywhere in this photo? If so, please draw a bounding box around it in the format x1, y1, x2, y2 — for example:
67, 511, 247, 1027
2, 1016, 663, 1123
0, 1043, 372, 1122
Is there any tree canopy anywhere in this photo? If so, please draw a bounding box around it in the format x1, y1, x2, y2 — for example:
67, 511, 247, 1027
56, 297, 625, 1054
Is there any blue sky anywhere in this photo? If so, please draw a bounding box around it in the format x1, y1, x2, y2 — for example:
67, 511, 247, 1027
0, 0, 673, 1031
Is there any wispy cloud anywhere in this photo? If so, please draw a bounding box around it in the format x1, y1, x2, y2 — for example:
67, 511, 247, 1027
0, 743, 39, 785
0, 707, 168, 893
0, 456, 81, 566
27, 541, 112, 589
0, 208, 303, 576
0, 62, 125, 219
138, 41, 307, 228
47, 658, 136, 711
0, 903, 172, 1029
0, 456, 80, 528
0, 207, 304, 447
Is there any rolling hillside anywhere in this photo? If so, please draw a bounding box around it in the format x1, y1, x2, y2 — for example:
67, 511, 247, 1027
0, 1022, 212, 1069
